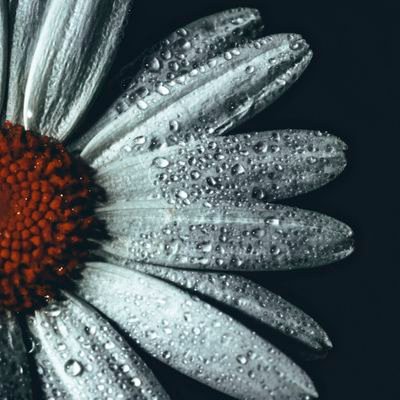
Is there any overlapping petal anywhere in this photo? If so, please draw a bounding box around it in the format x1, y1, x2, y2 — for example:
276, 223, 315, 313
96, 200, 353, 271
27, 294, 170, 400
125, 263, 332, 351
6, 0, 48, 123
23, 0, 132, 141
80, 32, 312, 167
96, 130, 347, 206
76, 262, 318, 400
0, 312, 32, 399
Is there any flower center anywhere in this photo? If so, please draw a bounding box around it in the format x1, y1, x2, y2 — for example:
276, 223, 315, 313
0, 122, 101, 312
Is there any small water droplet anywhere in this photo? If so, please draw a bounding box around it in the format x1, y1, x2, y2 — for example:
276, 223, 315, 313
157, 84, 170, 96
246, 65, 255, 74
236, 354, 248, 365
153, 157, 170, 168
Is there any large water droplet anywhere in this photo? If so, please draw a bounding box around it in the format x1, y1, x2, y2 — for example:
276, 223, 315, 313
64, 359, 83, 377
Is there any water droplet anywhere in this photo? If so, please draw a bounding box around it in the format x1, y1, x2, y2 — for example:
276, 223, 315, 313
236, 354, 248, 365
104, 341, 115, 350
177, 190, 188, 200
197, 242, 212, 253
137, 100, 148, 110
231, 163, 245, 175
190, 170, 201, 180
132, 377, 142, 387
152, 158, 170, 168
147, 57, 161, 72
169, 120, 180, 132
157, 84, 170, 96
246, 65, 255, 74
133, 136, 146, 145
64, 359, 83, 377
270, 245, 281, 256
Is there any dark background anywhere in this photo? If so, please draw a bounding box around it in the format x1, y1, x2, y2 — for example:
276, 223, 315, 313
104, 1, 398, 399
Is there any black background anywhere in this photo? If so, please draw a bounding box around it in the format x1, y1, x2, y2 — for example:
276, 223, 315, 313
101, 1, 398, 399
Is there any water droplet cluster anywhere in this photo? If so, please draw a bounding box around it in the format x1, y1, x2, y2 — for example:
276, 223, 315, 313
131, 265, 332, 351
0, 122, 100, 311
76, 264, 317, 400
80, 8, 311, 167
99, 200, 352, 272
28, 295, 168, 399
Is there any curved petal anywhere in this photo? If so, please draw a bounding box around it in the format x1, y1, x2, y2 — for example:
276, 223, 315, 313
27, 294, 170, 400
96, 200, 354, 271
127, 263, 332, 351
6, 0, 48, 123
0, 0, 8, 115
72, 7, 263, 151
0, 312, 33, 399
80, 33, 312, 167
97, 130, 347, 205
23, 0, 132, 141
76, 262, 318, 399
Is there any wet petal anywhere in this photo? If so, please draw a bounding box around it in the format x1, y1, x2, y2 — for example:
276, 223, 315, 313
23, 0, 132, 141
6, 0, 48, 123
97, 130, 347, 205
0, 312, 33, 399
72, 7, 263, 151
76, 262, 318, 399
27, 294, 170, 400
0, 0, 7, 114
97, 200, 354, 271
80, 33, 312, 167
129, 263, 331, 351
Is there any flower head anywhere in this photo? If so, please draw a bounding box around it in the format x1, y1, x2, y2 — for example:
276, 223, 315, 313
0, 3, 353, 400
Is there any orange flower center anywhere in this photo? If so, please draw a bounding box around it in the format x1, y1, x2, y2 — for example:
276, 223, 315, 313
0, 122, 102, 312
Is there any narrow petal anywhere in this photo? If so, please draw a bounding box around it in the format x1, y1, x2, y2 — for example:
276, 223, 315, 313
96, 200, 354, 271
23, 0, 132, 141
76, 262, 318, 399
27, 294, 170, 400
130, 263, 332, 351
0, 0, 8, 114
72, 7, 263, 151
6, 0, 48, 123
0, 312, 32, 399
97, 130, 347, 205
80, 33, 312, 167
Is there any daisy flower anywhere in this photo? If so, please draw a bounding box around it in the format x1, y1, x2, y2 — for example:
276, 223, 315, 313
0, 3, 353, 400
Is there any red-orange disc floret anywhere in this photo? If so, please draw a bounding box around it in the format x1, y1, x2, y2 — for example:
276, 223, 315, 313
0, 121, 102, 312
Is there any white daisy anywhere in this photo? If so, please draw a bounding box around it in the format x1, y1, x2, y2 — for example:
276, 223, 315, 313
0, 3, 353, 400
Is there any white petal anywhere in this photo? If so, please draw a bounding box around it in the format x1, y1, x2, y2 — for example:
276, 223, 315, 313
97, 130, 347, 205
80, 33, 312, 167
23, 0, 132, 141
72, 7, 263, 152
0, 312, 32, 399
129, 263, 332, 351
27, 294, 170, 400
6, 0, 48, 123
76, 262, 318, 399
96, 200, 354, 271
0, 0, 8, 114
